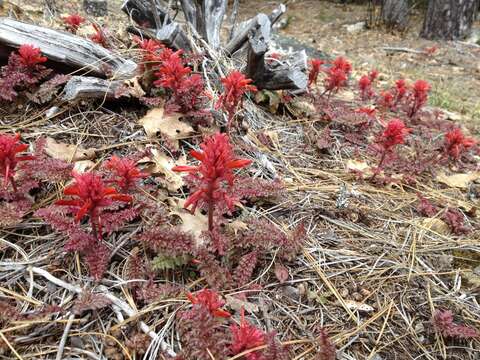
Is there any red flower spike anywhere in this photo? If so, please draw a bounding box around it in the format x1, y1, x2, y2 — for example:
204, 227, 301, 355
153, 50, 190, 89
378, 90, 395, 110
104, 156, 146, 192
308, 58, 325, 87
172, 132, 252, 230
55, 171, 132, 238
332, 56, 352, 75
18, 45, 47, 68
216, 71, 257, 129
324, 67, 347, 94
444, 128, 476, 160
186, 289, 231, 318
377, 119, 411, 151
63, 14, 85, 34
230, 308, 265, 360
369, 69, 379, 82
0, 133, 34, 191
358, 75, 373, 100
394, 79, 408, 104
90, 24, 108, 47
408, 79, 431, 118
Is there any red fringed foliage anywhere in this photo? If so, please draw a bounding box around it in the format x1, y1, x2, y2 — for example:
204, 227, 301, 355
63, 14, 85, 33
230, 309, 266, 360
173, 132, 251, 230
443, 128, 476, 160
0, 199, 31, 227
215, 70, 257, 129
394, 79, 408, 105
0, 133, 34, 191
104, 155, 146, 192
358, 75, 373, 100
138, 226, 195, 256
378, 90, 395, 111
262, 332, 290, 360
316, 328, 336, 360
442, 208, 470, 235
84, 241, 110, 280
0, 44, 52, 101
186, 289, 231, 318
232, 177, 284, 200
234, 251, 259, 286
177, 299, 230, 360
308, 59, 325, 87
433, 310, 479, 339
55, 171, 132, 239
416, 194, 438, 217
195, 249, 233, 290
28, 137, 73, 181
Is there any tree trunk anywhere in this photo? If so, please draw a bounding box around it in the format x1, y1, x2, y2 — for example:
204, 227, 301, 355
421, 0, 479, 40
381, 0, 409, 31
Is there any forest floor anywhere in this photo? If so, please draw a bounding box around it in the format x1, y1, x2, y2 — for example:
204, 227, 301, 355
0, 1, 480, 360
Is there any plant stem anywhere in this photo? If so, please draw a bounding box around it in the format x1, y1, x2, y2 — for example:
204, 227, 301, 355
207, 184, 214, 232
370, 150, 387, 182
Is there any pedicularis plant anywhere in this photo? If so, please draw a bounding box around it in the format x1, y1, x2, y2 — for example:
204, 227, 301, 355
172, 132, 252, 231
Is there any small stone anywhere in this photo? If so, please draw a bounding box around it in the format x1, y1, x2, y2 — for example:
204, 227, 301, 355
83, 0, 107, 17
344, 21, 366, 33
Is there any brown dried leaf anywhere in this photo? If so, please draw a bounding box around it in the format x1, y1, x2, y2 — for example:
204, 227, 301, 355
44, 137, 96, 162
138, 108, 193, 149
170, 198, 208, 244
420, 218, 450, 235
225, 295, 259, 314
139, 148, 186, 191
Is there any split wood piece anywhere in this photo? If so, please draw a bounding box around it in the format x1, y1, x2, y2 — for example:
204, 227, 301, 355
62, 76, 125, 101
225, 4, 286, 56
121, 0, 170, 29
0, 17, 137, 79
246, 14, 307, 90
180, 0, 227, 49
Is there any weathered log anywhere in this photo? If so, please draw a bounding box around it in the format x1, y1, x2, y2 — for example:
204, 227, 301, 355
62, 76, 126, 101
122, 0, 169, 29
0, 18, 137, 79
260, 50, 308, 90
126, 22, 192, 51
225, 4, 285, 55
246, 14, 270, 83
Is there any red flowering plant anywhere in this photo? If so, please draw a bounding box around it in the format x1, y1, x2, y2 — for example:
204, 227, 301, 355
406, 80, 431, 118
153, 49, 209, 116
186, 289, 231, 318
63, 14, 85, 34
104, 155, 147, 193
0, 44, 52, 101
230, 308, 266, 360
89, 24, 108, 47
371, 119, 411, 181
0, 133, 36, 227
37, 170, 138, 279
442, 128, 476, 161
433, 309, 479, 339
173, 132, 252, 232
358, 69, 379, 101
321, 56, 352, 99
308, 59, 326, 88
215, 71, 257, 131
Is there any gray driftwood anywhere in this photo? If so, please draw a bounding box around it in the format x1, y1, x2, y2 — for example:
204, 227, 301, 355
62, 76, 126, 101
122, 0, 169, 28
225, 4, 285, 55
180, 0, 228, 49
0, 17, 137, 79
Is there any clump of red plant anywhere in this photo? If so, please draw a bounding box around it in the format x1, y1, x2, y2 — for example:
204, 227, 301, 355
308, 59, 325, 88
0, 44, 52, 101
104, 155, 146, 193
173, 132, 252, 231
443, 128, 476, 161
89, 24, 108, 47
230, 308, 266, 360
358, 69, 378, 100
63, 14, 85, 34
322, 56, 351, 98
153, 49, 209, 115
0, 133, 34, 191
55, 171, 132, 240
407, 79, 431, 118
216, 70, 257, 131
371, 119, 411, 181
186, 289, 231, 318
316, 328, 336, 360
433, 309, 479, 339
